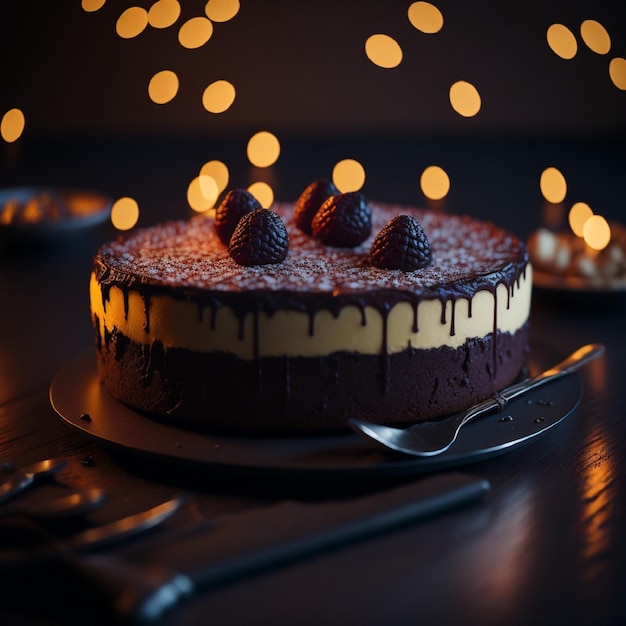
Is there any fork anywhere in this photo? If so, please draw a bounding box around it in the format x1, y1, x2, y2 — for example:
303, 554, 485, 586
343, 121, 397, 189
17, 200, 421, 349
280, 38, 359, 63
0, 458, 67, 505
349, 343, 605, 457
0, 488, 107, 521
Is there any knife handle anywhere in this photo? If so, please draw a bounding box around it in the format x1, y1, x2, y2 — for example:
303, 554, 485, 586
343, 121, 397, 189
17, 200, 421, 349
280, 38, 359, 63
76, 556, 195, 623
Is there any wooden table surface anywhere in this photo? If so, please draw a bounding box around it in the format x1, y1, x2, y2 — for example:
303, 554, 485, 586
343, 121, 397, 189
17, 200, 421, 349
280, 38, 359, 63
1, 134, 625, 625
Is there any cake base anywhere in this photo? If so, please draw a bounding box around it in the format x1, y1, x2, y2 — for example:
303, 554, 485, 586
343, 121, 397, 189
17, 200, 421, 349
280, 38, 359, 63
96, 323, 530, 433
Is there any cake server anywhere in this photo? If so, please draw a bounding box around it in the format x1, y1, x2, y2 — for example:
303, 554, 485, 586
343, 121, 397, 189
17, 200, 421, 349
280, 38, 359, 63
0, 458, 68, 505
349, 343, 605, 457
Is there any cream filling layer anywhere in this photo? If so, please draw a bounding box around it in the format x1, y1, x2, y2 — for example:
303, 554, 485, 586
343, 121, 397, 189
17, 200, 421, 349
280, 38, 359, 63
90, 265, 532, 360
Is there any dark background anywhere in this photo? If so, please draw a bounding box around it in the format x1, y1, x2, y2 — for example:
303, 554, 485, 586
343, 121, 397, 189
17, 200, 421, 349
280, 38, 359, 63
1, 0, 625, 233
3, 0, 626, 136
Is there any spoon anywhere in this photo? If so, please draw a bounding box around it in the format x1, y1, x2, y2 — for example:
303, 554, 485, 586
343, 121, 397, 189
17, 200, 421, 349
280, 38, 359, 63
0, 488, 107, 520
0, 459, 68, 505
349, 343, 605, 457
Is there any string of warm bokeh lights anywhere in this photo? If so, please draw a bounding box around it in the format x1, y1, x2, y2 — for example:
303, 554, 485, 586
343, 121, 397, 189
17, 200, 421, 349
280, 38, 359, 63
148, 70, 179, 105
110, 196, 140, 230
0, 108, 25, 143
246, 132, 280, 168
420, 165, 451, 201
202, 80, 236, 114
171, 1, 454, 221
539, 166, 612, 251
365, 2, 482, 118
540, 167, 567, 204
547, 18, 626, 90
2, 2, 624, 234
81, 0, 106, 13
365, 34, 403, 69
408, 1, 444, 34
147, 0, 181, 29
332, 159, 366, 193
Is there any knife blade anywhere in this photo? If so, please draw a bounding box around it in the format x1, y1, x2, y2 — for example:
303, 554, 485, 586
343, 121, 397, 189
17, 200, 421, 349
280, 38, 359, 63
75, 473, 489, 624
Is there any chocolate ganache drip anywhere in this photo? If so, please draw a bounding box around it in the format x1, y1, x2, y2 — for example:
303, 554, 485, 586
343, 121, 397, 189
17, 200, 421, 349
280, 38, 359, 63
93, 202, 529, 406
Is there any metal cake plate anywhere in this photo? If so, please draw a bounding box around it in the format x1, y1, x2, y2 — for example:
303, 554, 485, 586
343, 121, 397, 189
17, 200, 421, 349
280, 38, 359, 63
50, 339, 582, 480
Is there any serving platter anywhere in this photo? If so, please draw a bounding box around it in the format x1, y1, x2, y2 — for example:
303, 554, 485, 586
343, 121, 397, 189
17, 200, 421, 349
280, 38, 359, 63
50, 340, 581, 480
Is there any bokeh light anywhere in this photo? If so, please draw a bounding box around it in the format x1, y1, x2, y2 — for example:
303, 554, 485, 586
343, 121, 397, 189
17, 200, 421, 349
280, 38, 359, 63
188, 176, 219, 212
116, 6, 148, 39
200, 160, 230, 193
247, 182, 274, 208
199, 175, 219, 203
178, 16, 213, 49
332, 159, 366, 193
200, 160, 229, 193
420, 165, 450, 200
148, 0, 181, 29
111, 197, 139, 230
1, 108, 26, 143
609, 57, 626, 90
407, 2, 443, 34
365, 34, 403, 68
247, 131, 280, 167
540, 167, 567, 204
580, 20, 610, 55
205, 0, 240, 22
583, 215, 611, 250
547, 24, 578, 60
202, 80, 236, 113
82, 0, 106, 12
568, 202, 593, 237
449, 81, 481, 117
148, 70, 179, 104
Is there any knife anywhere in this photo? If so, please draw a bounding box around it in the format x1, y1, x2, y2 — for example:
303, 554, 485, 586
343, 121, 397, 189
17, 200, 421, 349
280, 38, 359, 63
72, 473, 489, 624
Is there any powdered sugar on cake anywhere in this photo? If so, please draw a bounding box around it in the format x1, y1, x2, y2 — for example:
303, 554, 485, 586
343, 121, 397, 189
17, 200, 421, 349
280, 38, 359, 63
98, 203, 527, 293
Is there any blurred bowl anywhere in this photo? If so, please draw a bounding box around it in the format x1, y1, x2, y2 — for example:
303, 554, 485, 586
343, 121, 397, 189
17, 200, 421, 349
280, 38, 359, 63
0, 185, 111, 242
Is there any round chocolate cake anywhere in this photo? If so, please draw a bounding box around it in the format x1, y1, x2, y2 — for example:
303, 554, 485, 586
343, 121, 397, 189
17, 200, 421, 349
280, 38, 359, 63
90, 189, 531, 432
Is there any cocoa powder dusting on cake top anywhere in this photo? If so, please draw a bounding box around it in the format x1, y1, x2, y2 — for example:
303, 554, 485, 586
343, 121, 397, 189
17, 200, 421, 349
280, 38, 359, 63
96, 203, 527, 295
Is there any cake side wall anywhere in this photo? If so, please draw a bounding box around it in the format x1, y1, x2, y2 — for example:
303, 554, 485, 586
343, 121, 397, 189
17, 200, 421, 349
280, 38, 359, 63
89, 266, 532, 359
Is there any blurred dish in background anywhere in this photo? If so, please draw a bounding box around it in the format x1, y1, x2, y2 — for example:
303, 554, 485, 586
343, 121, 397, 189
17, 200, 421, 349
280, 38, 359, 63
528, 221, 626, 293
0, 186, 111, 241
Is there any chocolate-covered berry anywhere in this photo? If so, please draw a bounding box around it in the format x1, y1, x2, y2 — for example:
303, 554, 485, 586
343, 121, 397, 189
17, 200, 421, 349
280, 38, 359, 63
215, 189, 261, 245
370, 214, 432, 271
311, 192, 372, 247
293, 178, 338, 234
229, 209, 289, 266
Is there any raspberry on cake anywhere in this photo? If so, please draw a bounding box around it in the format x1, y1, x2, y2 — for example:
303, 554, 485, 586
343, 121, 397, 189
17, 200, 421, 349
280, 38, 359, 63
214, 188, 261, 245
311, 192, 372, 247
371, 214, 432, 271
228, 208, 289, 266
90, 184, 532, 432
293, 178, 338, 235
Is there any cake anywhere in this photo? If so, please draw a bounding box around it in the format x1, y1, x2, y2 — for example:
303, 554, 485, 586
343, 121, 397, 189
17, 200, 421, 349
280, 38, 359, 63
90, 182, 532, 432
